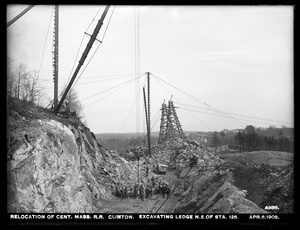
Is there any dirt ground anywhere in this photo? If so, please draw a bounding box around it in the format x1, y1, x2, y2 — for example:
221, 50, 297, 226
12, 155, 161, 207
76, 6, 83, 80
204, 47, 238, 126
220, 150, 293, 167
93, 193, 179, 213
93, 150, 294, 214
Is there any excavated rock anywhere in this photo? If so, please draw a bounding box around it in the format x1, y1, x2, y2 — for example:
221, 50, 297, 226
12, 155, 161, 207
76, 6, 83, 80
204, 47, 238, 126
7, 99, 147, 213
173, 169, 268, 213
7, 99, 292, 214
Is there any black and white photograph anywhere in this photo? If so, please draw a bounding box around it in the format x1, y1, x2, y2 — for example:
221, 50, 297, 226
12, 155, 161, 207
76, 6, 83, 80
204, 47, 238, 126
6, 4, 294, 225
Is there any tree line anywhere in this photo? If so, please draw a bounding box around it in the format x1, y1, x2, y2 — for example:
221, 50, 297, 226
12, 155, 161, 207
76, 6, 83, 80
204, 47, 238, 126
209, 125, 294, 153
7, 60, 46, 105
7, 59, 86, 123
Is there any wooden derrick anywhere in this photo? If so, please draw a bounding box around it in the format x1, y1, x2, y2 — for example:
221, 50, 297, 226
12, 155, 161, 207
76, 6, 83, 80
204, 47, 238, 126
158, 101, 167, 144
158, 99, 185, 144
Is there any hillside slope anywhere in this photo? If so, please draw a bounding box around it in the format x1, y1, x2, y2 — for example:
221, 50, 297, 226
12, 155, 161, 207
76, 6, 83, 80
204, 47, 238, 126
7, 98, 147, 213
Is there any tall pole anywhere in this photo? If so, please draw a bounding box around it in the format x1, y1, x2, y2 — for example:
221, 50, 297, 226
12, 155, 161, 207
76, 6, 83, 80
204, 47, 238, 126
138, 157, 140, 185
147, 72, 151, 158
7, 5, 34, 27
53, 5, 59, 108
143, 86, 151, 159
54, 5, 110, 113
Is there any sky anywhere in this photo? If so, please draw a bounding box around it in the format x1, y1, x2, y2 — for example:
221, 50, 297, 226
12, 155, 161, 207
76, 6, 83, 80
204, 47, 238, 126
7, 5, 294, 134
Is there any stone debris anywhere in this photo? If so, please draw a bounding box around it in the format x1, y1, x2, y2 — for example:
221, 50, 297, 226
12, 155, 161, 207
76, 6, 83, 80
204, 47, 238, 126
7, 98, 294, 214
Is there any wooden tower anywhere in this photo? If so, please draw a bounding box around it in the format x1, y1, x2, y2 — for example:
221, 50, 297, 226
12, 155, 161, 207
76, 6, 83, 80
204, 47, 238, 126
158, 99, 185, 144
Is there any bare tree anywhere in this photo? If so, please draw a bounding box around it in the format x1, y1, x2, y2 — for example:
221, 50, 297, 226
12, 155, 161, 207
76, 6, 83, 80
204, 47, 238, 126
7, 58, 15, 97
7, 62, 46, 106
27, 70, 45, 105
16, 64, 29, 100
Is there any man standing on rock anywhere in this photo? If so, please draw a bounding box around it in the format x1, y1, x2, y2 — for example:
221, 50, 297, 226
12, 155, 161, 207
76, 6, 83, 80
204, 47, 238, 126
139, 184, 145, 201
134, 183, 139, 199
159, 183, 164, 197
120, 186, 124, 199
124, 185, 128, 199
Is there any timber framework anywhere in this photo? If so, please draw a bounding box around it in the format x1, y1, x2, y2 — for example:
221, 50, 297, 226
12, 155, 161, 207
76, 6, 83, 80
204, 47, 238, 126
158, 99, 185, 144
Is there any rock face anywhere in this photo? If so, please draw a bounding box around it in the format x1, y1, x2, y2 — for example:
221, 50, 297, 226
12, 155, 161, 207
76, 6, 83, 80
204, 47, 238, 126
173, 169, 268, 213
7, 99, 146, 213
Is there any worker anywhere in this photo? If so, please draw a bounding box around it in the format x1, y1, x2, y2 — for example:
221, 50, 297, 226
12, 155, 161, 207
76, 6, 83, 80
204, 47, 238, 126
145, 185, 150, 199
151, 176, 155, 188
120, 186, 124, 199
159, 183, 164, 197
189, 154, 198, 167
148, 184, 153, 198
165, 184, 171, 198
123, 186, 128, 199
139, 184, 145, 201
134, 183, 139, 199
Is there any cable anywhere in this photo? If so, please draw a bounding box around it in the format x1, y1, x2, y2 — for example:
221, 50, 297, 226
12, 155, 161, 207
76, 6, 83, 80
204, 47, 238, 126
173, 96, 212, 131
134, 5, 141, 134
38, 7, 54, 77
7, 5, 28, 17
86, 6, 103, 32
99, 5, 115, 43
85, 76, 138, 108
151, 73, 246, 128
79, 72, 142, 79
82, 73, 145, 101
175, 102, 293, 125
150, 109, 161, 130
65, 6, 103, 86
119, 85, 144, 133
82, 77, 136, 101
65, 35, 86, 86
152, 75, 211, 131
70, 5, 115, 92
75, 75, 135, 86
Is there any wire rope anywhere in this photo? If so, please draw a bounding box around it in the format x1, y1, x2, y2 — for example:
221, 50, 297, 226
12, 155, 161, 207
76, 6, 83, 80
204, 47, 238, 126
70, 5, 115, 92
38, 7, 54, 77
7, 5, 28, 17
134, 5, 141, 135
119, 84, 144, 133
65, 6, 103, 86
175, 102, 293, 125
82, 73, 145, 101
151, 73, 246, 128
151, 74, 211, 131
85, 75, 141, 108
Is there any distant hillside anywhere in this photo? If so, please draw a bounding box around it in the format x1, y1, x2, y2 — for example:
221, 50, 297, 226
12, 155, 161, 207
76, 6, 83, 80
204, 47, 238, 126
95, 132, 159, 141
95, 132, 159, 154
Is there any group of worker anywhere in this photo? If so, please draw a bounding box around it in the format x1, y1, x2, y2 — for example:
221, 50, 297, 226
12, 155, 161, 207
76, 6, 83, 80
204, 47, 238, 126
133, 183, 154, 200
158, 182, 171, 198
115, 185, 129, 199
114, 152, 198, 201
114, 181, 172, 200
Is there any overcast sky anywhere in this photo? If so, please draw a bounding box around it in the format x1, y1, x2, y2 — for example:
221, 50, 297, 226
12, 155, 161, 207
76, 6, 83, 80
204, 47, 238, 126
7, 5, 293, 134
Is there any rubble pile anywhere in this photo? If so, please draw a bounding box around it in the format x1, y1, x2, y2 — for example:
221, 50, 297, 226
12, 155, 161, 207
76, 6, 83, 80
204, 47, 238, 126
172, 168, 268, 213
151, 137, 221, 170
171, 148, 294, 213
